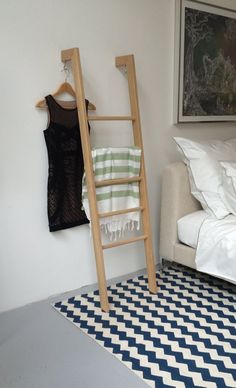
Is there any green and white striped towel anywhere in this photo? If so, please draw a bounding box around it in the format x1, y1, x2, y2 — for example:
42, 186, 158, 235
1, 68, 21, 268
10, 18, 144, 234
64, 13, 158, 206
82, 147, 141, 240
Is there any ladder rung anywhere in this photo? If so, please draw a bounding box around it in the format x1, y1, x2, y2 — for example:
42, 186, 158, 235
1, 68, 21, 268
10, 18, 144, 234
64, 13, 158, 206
87, 115, 135, 121
99, 206, 144, 218
95, 176, 142, 187
102, 235, 148, 249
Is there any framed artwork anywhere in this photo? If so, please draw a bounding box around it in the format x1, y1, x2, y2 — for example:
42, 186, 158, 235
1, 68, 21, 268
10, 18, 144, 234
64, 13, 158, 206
174, 0, 236, 123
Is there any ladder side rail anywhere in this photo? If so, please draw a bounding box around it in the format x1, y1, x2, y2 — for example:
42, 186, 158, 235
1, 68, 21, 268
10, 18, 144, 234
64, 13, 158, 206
116, 55, 157, 293
61, 48, 109, 312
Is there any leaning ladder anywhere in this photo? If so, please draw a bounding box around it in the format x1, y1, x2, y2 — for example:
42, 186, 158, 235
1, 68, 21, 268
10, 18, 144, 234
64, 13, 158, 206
61, 48, 157, 312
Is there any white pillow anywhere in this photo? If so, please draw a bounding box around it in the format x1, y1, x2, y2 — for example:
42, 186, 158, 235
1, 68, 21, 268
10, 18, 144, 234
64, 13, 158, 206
174, 137, 236, 219
219, 161, 236, 216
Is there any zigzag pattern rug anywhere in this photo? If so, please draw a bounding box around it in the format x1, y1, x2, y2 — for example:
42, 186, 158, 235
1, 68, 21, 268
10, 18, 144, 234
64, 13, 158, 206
54, 265, 236, 387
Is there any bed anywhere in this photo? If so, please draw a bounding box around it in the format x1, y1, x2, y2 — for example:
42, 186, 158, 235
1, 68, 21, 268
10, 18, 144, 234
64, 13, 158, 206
159, 161, 236, 284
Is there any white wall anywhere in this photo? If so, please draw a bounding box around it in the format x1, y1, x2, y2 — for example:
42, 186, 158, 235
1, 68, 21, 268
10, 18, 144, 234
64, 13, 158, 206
1, 0, 236, 313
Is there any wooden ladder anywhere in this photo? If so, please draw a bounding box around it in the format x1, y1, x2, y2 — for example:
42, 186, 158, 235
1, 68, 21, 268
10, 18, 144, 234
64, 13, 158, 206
61, 48, 157, 312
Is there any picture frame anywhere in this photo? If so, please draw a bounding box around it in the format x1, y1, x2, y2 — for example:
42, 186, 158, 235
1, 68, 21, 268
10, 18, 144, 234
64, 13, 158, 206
174, 0, 236, 123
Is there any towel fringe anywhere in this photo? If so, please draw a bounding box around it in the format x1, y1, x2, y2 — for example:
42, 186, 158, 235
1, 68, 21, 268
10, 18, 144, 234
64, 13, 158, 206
100, 216, 140, 241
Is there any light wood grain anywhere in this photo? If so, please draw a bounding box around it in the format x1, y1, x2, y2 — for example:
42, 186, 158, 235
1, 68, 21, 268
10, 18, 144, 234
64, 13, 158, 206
87, 115, 134, 121
102, 235, 148, 250
116, 55, 157, 294
95, 176, 141, 188
61, 48, 109, 312
99, 206, 143, 218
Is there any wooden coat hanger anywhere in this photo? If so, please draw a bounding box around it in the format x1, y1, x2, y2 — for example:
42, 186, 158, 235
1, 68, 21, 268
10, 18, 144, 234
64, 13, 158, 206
36, 64, 96, 111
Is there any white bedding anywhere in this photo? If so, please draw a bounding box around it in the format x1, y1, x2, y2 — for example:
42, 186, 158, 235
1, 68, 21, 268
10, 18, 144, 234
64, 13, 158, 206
177, 211, 208, 249
178, 210, 236, 284
196, 215, 236, 284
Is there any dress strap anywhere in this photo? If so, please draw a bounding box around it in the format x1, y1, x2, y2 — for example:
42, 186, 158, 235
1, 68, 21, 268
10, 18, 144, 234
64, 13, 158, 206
45, 95, 55, 124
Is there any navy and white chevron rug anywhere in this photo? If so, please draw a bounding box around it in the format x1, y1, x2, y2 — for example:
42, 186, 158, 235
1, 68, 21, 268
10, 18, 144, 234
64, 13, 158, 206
54, 265, 236, 387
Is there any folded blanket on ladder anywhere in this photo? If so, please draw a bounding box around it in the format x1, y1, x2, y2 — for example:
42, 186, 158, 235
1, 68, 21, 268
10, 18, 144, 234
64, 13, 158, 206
82, 147, 142, 240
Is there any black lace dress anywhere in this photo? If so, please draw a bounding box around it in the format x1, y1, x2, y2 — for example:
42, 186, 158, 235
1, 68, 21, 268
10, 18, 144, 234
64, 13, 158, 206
44, 95, 89, 231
